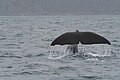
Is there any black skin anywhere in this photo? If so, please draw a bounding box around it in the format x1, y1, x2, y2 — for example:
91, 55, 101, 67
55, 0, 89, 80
51, 30, 111, 54
66, 44, 78, 54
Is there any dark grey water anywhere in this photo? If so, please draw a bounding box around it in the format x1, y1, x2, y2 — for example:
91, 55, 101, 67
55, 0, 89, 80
0, 15, 120, 80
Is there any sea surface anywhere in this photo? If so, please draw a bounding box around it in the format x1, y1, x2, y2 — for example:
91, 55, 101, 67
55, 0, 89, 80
0, 15, 120, 80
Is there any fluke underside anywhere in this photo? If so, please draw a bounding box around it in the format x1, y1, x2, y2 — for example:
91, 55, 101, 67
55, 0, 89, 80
51, 30, 111, 46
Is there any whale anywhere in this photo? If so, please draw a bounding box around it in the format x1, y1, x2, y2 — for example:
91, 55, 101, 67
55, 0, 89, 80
51, 30, 111, 53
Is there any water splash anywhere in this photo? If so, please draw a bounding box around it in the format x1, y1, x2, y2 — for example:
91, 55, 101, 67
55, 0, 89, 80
48, 44, 112, 59
80, 44, 112, 57
48, 45, 72, 59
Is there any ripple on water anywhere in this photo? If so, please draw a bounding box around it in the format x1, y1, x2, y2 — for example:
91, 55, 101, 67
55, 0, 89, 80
24, 53, 45, 58
12, 63, 52, 76
0, 51, 22, 58
81, 75, 102, 80
57, 66, 76, 71
0, 38, 6, 40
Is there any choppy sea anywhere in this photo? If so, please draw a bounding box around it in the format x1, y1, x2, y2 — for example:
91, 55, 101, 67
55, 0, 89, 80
0, 15, 120, 80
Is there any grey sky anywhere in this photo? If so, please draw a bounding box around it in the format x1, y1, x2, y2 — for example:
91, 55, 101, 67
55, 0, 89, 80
0, 0, 120, 15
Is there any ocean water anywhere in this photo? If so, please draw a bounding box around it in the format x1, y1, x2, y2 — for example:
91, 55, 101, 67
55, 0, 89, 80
0, 15, 120, 80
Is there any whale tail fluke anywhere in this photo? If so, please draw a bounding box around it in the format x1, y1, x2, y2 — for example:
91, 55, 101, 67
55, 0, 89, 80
51, 30, 111, 46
